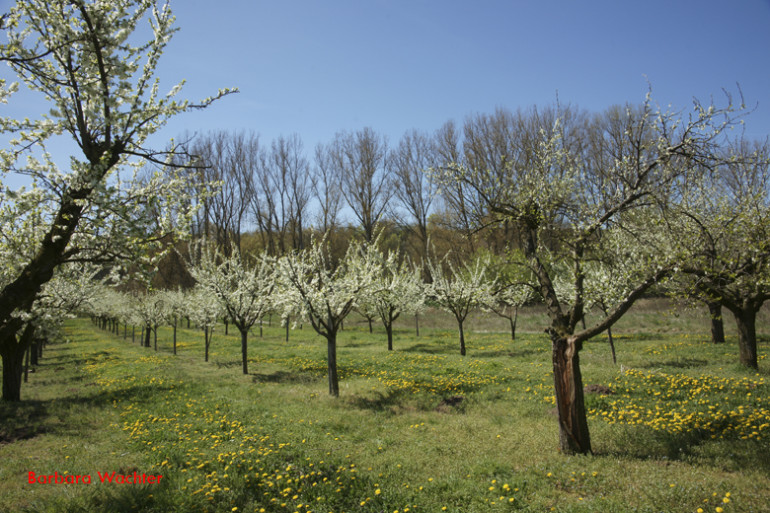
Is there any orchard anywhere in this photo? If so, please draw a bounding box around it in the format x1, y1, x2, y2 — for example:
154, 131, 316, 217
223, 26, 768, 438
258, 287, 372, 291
1, 1, 769, 512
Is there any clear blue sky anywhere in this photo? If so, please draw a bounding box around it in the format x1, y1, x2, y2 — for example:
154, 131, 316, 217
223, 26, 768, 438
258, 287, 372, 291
152, 0, 770, 152
3, 0, 770, 177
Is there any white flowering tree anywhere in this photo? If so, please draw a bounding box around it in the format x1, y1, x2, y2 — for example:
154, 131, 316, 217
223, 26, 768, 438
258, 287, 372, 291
434, 94, 743, 454
277, 238, 379, 396
483, 251, 535, 341
0, 0, 233, 401
426, 255, 492, 356
367, 249, 425, 351
186, 286, 222, 362
158, 289, 187, 355
132, 291, 168, 350
21, 263, 101, 379
190, 250, 276, 375
668, 140, 770, 369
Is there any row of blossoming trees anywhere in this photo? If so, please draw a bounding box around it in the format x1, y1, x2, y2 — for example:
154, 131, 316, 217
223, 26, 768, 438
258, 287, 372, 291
83, 240, 531, 396
2, 0, 769, 459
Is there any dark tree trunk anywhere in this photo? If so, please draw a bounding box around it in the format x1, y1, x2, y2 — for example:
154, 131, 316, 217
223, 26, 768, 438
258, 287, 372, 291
153, 325, 158, 351
23, 344, 30, 383
224, 319, 228, 335
240, 328, 248, 375
327, 332, 339, 397
707, 301, 725, 344
1, 342, 24, 402
607, 326, 617, 365
551, 334, 592, 455
204, 327, 210, 362
143, 325, 151, 348
510, 307, 519, 341
30, 341, 39, 366
730, 307, 758, 369
1, 323, 33, 402
368, 318, 373, 333
172, 319, 177, 355
386, 324, 393, 351
132, 326, 135, 344
259, 320, 263, 337
415, 313, 419, 337
285, 318, 290, 343
458, 318, 466, 356
123, 323, 127, 339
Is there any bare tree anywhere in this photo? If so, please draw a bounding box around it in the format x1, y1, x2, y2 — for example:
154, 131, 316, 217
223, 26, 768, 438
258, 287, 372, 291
330, 127, 391, 242
312, 142, 343, 235
433, 120, 477, 255
189, 131, 257, 255
390, 129, 438, 263
274, 134, 312, 251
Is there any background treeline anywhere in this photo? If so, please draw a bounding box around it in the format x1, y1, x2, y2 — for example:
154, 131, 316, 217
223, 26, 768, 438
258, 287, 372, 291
154, 106, 600, 288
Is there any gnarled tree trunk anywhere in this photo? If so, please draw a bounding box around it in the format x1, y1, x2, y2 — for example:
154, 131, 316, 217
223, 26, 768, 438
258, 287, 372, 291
551, 334, 592, 455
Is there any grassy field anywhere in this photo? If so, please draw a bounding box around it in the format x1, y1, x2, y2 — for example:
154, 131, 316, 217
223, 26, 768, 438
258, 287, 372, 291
1, 301, 769, 513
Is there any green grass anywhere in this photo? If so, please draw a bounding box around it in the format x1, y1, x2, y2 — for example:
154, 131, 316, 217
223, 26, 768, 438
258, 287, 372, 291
1, 301, 768, 512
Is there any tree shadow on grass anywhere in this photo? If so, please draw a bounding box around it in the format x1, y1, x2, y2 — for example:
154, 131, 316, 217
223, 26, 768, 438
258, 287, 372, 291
251, 370, 318, 385
639, 358, 709, 369
596, 424, 770, 473
401, 342, 455, 355
0, 382, 175, 445
348, 389, 466, 415
474, 348, 544, 359
346, 389, 413, 413
213, 359, 241, 369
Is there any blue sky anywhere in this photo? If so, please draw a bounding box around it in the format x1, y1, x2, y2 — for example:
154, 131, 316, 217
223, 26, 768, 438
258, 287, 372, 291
3, 0, 770, 178
152, 0, 770, 152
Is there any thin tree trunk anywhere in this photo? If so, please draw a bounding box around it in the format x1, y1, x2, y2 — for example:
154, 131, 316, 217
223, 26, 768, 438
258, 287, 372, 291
23, 344, 30, 383
551, 334, 592, 455
285, 318, 290, 343
510, 307, 519, 341
173, 319, 177, 355
458, 317, 466, 356
240, 328, 248, 375
607, 326, 616, 365
30, 340, 38, 366
415, 313, 419, 337
153, 325, 158, 351
707, 301, 725, 344
386, 324, 393, 351
204, 327, 210, 362
368, 318, 373, 333
132, 325, 135, 344
327, 332, 339, 397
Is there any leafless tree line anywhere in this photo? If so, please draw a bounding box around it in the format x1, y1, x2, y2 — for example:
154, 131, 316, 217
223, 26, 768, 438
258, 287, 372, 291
176, 101, 749, 262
